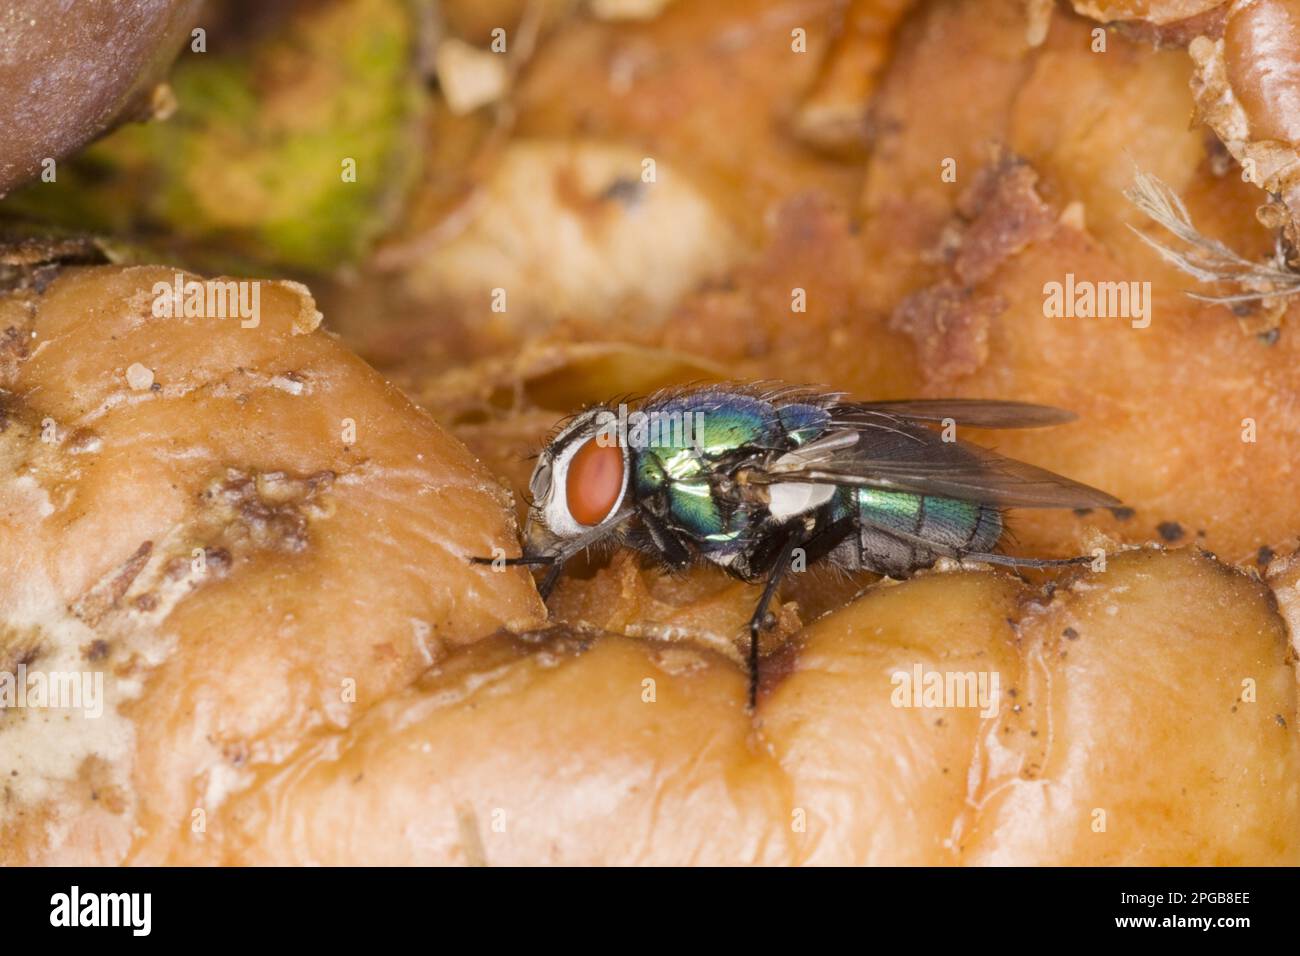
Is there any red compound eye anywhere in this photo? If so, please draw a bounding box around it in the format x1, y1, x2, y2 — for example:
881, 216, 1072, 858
565, 438, 624, 526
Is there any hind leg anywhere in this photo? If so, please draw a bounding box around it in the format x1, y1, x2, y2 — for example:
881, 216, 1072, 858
955, 551, 1093, 570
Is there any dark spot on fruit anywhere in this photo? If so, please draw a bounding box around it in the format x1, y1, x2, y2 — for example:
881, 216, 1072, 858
600, 177, 644, 208
1156, 521, 1184, 542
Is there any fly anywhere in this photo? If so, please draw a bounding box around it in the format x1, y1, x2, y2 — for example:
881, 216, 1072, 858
473, 384, 1120, 710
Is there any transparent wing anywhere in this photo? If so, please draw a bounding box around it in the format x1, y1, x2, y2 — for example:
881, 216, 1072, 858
757, 406, 1119, 509
848, 399, 1077, 429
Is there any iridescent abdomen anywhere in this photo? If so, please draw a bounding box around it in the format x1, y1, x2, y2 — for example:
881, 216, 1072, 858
855, 488, 1003, 577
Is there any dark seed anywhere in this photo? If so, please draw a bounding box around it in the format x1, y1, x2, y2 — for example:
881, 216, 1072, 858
1156, 521, 1184, 542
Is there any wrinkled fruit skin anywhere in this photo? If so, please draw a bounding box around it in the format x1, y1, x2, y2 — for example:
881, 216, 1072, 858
0, 0, 202, 196
168, 550, 1300, 865
3, 0, 1300, 865
0, 266, 544, 864
0, 268, 1295, 865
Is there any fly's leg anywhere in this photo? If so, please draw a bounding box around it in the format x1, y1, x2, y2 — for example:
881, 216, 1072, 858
471, 550, 569, 599
957, 551, 1094, 570
537, 559, 567, 600
747, 530, 804, 712
853, 522, 1098, 574
472, 511, 635, 603
639, 510, 693, 571
469, 555, 556, 567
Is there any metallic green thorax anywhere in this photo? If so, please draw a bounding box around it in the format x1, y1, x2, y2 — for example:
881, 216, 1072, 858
633, 392, 786, 547
629, 389, 1003, 559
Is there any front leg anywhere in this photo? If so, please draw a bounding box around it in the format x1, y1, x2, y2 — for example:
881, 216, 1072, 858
537, 557, 567, 600
637, 509, 694, 572
471, 550, 570, 600
470, 511, 634, 603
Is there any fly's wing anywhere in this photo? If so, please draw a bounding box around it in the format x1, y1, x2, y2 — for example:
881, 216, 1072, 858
850, 399, 1076, 428
757, 404, 1119, 509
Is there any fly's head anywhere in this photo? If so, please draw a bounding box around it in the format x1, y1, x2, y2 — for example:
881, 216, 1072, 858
525, 407, 631, 554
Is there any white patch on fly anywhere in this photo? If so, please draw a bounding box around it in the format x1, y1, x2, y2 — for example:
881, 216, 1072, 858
766, 481, 835, 520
